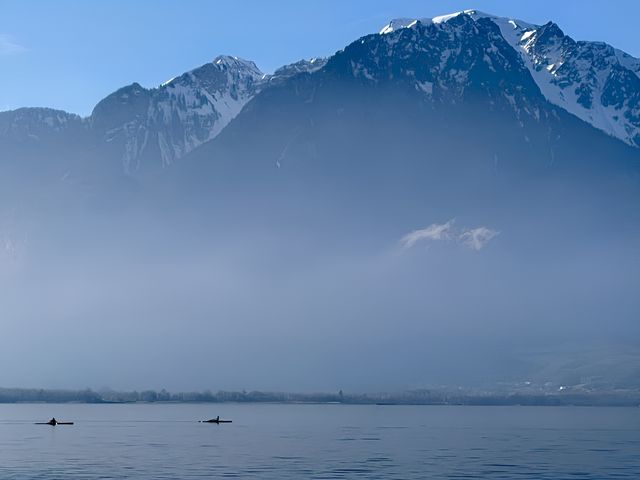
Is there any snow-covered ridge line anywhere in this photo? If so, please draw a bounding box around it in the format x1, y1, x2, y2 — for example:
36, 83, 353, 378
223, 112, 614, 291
1, 53, 331, 173
379, 10, 536, 35
89, 54, 329, 172
379, 10, 640, 148
88, 54, 265, 172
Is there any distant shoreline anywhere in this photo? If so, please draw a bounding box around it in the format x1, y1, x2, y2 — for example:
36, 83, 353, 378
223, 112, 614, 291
1, 388, 639, 407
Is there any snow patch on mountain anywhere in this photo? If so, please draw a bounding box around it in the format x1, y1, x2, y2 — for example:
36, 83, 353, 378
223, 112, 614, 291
89, 55, 264, 172
89, 54, 333, 172
379, 10, 533, 34
2, 53, 333, 174
379, 10, 640, 148
514, 23, 640, 148
148, 56, 263, 167
270, 57, 327, 80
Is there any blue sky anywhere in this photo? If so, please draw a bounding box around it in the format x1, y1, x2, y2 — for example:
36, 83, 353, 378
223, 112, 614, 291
2, 0, 638, 116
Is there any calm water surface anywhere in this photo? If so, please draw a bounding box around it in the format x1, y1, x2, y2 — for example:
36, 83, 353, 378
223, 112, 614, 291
0, 403, 638, 479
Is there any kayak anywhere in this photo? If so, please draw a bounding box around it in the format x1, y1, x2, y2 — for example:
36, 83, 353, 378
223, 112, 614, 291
35, 418, 74, 425
35, 422, 74, 425
200, 419, 232, 424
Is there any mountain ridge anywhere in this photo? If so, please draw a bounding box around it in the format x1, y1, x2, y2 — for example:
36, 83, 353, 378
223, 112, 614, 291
379, 10, 640, 148
1, 9, 639, 177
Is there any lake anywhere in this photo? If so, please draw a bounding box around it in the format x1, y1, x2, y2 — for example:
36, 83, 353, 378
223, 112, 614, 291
0, 403, 638, 479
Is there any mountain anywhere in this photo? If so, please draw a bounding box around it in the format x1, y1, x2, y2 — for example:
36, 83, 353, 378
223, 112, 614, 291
1, 11, 640, 391
89, 55, 264, 173
0, 107, 93, 183
269, 57, 328, 82
173, 8, 640, 245
1, 10, 639, 178
380, 10, 640, 148
0, 107, 82, 141
183, 9, 640, 175
1, 55, 327, 175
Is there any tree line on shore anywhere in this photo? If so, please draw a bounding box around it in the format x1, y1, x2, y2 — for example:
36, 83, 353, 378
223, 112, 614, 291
1, 387, 639, 406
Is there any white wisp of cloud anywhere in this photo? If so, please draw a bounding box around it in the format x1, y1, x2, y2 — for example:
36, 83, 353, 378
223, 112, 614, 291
400, 219, 499, 251
459, 227, 499, 251
0, 34, 27, 56
399, 219, 455, 249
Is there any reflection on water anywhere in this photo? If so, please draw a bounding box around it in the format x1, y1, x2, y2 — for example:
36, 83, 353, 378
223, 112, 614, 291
0, 404, 639, 479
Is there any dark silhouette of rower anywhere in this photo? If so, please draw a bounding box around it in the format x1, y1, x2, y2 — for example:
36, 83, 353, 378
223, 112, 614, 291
35, 417, 73, 426
201, 415, 232, 423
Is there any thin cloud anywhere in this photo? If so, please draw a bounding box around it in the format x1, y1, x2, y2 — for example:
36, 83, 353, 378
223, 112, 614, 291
400, 219, 455, 249
400, 219, 499, 251
0, 34, 27, 56
459, 227, 499, 251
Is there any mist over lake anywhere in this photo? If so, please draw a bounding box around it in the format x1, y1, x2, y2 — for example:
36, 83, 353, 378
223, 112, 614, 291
2, 1, 640, 478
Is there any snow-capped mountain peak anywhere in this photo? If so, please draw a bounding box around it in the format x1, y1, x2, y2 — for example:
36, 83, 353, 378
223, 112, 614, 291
212, 54, 262, 74
379, 10, 640, 147
86, 53, 337, 173
89, 55, 265, 172
379, 10, 535, 34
